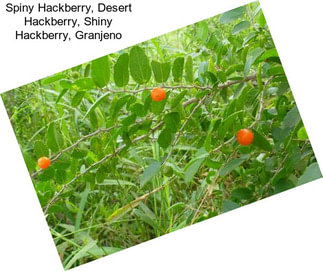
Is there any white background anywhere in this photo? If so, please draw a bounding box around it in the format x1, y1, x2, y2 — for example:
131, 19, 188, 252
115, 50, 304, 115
0, 0, 323, 270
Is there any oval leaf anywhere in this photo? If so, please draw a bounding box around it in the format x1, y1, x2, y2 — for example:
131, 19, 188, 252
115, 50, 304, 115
140, 160, 161, 187
232, 20, 250, 34
91, 55, 110, 88
252, 129, 272, 151
34, 140, 49, 158
83, 92, 110, 120
185, 56, 194, 83
298, 163, 322, 186
219, 155, 249, 176
172, 57, 184, 82
114, 53, 129, 87
220, 6, 246, 24
129, 46, 151, 84
151, 61, 171, 83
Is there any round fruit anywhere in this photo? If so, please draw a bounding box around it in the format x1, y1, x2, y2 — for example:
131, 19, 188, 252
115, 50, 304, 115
151, 87, 166, 102
38, 156, 51, 169
71, 71, 80, 79
236, 129, 254, 146
163, 166, 174, 177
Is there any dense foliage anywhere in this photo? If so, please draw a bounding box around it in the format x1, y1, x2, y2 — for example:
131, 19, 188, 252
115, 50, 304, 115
1, 3, 321, 269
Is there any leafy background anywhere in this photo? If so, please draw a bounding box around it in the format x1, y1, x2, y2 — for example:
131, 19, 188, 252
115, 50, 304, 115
1, 2, 321, 269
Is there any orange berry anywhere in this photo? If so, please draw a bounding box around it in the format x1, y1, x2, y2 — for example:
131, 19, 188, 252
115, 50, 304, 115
38, 156, 51, 169
151, 87, 166, 102
236, 129, 254, 146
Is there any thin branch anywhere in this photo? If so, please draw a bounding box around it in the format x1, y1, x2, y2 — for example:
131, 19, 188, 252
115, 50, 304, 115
42, 75, 258, 213
250, 76, 273, 128
105, 74, 257, 94
32, 74, 257, 178
43, 121, 164, 214
31, 125, 120, 178
162, 95, 209, 166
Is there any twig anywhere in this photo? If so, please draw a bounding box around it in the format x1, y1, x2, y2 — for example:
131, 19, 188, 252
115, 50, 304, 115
210, 137, 236, 155
250, 76, 273, 128
104, 74, 257, 94
162, 95, 209, 166
32, 74, 257, 178
31, 125, 120, 178
43, 122, 164, 214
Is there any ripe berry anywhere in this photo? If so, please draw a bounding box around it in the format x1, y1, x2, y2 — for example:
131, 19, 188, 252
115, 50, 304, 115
236, 129, 254, 146
38, 156, 51, 169
151, 87, 166, 102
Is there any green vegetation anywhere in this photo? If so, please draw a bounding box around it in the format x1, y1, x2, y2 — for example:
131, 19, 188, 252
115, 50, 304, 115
1, 2, 321, 269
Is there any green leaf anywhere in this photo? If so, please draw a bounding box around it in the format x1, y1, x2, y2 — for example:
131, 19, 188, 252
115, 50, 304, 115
172, 57, 184, 82
71, 91, 86, 107
267, 66, 284, 76
298, 163, 322, 186
121, 114, 136, 126
231, 187, 253, 200
84, 63, 91, 77
158, 128, 173, 149
244, 47, 265, 75
273, 178, 295, 194
151, 61, 171, 83
71, 148, 88, 159
73, 78, 95, 90
220, 6, 246, 24
221, 199, 240, 212
218, 110, 242, 139
151, 95, 167, 114
65, 240, 97, 270
257, 10, 266, 28
88, 246, 122, 257
91, 55, 110, 88
38, 167, 55, 182
23, 151, 36, 172
185, 55, 194, 83
59, 79, 72, 89
232, 20, 250, 34
47, 123, 60, 152
140, 160, 161, 187
170, 90, 187, 109
134, 206, 160, 230
110, 95, 130, 118
225, 64, 244, 76
129, 46, 151, 84
130, 102, 146, 117
114, 53, 129, 87
197, 21, 209, 42
205, 158, 221, 169
219, 155, 249, 176
55, 170, 66, 184
75, 185, 90, 231
276, 95, 288, 119
41, 73, 65, 85
164, 112, 180, 132
252, 129, 272, 151
204, 119, 217, 152
83, 92, 109, 120
217, 70, 227, 83
282, 106, 301, 129
297, 126, 308, 140
184, 147, 208, 183
56, 88, 69, 103
34, 140, 49, 158
259, 48, 279, 61
99, 179, 136, 187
